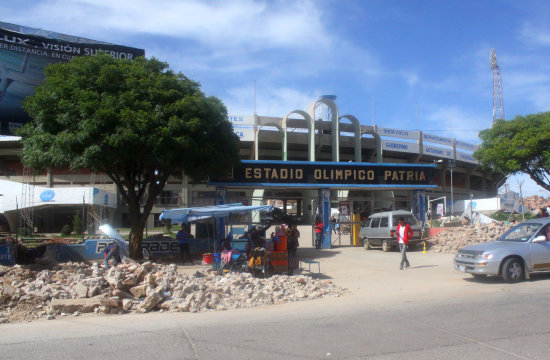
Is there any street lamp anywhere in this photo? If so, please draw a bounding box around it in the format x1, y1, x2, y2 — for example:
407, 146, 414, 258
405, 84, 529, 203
433, 159, 444, 216
448, 159, 456, 217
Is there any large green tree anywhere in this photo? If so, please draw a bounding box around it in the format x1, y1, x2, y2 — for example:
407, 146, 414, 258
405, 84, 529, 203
475, 113, 550, 192
20, 54, 240, 258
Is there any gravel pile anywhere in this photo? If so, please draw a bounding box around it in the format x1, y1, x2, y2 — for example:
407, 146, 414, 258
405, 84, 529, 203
428, 222, 512, 253
0, 261, 344, 324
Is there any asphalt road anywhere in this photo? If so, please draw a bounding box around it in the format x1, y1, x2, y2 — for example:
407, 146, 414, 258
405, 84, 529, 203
3, 247, 550, 360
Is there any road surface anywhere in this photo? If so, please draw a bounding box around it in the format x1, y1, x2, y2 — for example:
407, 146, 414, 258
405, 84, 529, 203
2, 247, 550, 359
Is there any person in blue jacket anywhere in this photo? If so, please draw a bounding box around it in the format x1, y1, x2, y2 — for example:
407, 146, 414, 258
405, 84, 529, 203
104, 242, 120, 269
176, 223, 195, 265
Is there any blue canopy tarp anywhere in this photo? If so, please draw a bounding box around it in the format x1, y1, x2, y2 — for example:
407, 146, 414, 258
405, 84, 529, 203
159, 203, 273, 224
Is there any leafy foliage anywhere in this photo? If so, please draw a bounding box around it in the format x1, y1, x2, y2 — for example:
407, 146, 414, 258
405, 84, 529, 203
60, 224, 72, 236
475, 113, 550, 192
73, 212, 82, 235
19, 54, 240, 258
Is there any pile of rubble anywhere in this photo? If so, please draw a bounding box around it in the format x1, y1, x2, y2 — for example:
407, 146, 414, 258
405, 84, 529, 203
428, 221, 512, 253
0, 261, 344, 324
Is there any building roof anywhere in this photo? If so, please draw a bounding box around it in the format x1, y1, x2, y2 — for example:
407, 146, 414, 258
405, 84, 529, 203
0, 136, 22, 142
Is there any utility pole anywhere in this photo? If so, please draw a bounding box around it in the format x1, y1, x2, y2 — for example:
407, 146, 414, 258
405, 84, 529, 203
517, 178, 525, 220
448, 159, 456, 217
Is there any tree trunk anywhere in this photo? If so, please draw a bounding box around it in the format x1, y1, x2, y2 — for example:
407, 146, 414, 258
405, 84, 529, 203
129, 215, 146, 260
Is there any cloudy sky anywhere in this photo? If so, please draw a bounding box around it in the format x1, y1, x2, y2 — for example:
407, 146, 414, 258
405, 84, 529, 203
2, 0, 549, 196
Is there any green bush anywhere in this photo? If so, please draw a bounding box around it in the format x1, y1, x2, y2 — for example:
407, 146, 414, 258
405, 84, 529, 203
489, 211, 534, 222
73, 213, 82, 235
18, 226, 32, 237
61, 224, 72, 236
163, 219, 172, 235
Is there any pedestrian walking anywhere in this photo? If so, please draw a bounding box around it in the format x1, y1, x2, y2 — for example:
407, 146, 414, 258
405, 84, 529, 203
331, 215, 337, 234
397, 217, 413, 270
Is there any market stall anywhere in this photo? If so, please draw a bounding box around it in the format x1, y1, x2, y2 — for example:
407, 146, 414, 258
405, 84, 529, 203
159, 203, 282, 273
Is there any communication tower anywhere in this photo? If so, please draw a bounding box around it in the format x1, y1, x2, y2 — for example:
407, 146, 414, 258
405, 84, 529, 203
490, 48, 505, 122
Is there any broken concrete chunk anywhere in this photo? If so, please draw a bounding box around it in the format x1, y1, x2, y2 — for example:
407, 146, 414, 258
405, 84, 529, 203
129, 284, 149, 298
75, 282, 88, 298
50, 297, 102, 314
136, 291, 164, 312
99, 297, 122, 309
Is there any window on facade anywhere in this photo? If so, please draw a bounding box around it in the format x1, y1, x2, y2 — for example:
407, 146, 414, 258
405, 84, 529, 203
192, 191, 215, 206
156, 190, 179, 205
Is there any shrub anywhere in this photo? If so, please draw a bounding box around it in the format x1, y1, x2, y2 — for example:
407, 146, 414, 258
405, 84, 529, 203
61, 224, 72, 236
163, 219, 172, 235
18, 226, 31, 237
73, 213, 82, 235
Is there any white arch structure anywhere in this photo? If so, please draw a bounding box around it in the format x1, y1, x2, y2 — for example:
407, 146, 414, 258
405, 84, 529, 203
254, 121, 284, 160
282, 110, 314, 161
253, 98, 384, 162
338, 114, 361, 162
308, 98, 339, 162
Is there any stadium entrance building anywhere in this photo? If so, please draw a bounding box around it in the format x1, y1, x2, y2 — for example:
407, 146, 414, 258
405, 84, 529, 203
210, 160, 436, 248
213, 96, 501, 247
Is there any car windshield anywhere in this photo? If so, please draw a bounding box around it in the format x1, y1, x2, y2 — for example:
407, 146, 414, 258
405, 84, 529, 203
499, 223, 543, 242
392, 215, 418, 226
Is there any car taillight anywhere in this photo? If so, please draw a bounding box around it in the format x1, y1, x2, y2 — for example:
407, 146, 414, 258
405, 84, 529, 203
390, 231, 395, 238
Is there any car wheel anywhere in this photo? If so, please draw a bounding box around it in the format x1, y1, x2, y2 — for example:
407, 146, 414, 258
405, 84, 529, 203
382, 240, 391, 252
363, 238, 371, 250
502, 257, 524, 283
471, 274, 487, 279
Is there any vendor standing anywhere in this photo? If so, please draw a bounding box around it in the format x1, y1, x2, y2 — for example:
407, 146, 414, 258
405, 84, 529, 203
314, 216, 323, 249
176, 224, 194, 265
287, 224, 300, 275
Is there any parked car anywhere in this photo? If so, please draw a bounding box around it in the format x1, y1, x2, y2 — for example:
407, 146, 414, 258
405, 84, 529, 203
359, 210, 422, 251
454, 218, 550, 283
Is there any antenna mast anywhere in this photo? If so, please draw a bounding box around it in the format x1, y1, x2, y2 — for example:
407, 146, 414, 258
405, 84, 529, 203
490, 48, 505, 122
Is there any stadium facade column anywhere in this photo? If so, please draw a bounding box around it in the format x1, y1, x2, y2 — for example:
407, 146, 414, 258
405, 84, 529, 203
319, 188, 331, 249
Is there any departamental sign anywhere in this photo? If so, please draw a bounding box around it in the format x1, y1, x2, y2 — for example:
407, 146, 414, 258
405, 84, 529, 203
422, 133, 453, 147
212, 161, 435, 188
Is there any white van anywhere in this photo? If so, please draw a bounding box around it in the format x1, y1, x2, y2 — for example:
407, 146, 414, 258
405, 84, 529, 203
359, 210, 422, 252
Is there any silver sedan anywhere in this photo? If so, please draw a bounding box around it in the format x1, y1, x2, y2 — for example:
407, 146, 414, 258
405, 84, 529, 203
454, 218, 550, 283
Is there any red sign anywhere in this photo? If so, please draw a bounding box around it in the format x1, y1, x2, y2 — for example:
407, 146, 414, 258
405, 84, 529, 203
339, 201, 350, 216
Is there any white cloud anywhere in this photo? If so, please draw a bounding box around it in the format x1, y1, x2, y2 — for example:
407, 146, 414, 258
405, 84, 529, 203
423, 105, 491, 144
519, 23, 550, 47
403, 72, 419, 86
6, 0, 333, 51
225, 84, 319, 117
506, 174, 550, 198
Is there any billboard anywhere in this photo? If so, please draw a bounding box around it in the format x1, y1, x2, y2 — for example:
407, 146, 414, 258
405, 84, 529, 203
211, 160, 436, 188
0, 22, 145, 134
376, 126, 420, 140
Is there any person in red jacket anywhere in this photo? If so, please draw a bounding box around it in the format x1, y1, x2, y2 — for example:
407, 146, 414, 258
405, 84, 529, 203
397, 217, 413, 270
314, 216, 323, 249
